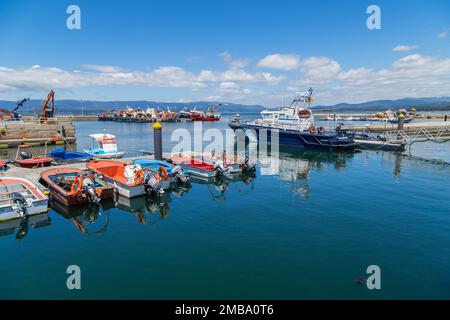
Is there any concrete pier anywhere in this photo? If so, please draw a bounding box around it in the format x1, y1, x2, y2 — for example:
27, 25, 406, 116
349, 121, 450, 134
0, 120, 76, 148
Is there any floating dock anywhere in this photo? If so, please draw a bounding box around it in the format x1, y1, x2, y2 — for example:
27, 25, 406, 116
2, 155, 156, 192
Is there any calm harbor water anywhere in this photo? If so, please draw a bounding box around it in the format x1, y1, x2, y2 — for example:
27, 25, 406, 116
1, 115, 450, 299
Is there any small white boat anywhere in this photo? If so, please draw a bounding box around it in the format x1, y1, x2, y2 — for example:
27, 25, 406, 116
0, 177, 49, 222
84, 134, 126, 159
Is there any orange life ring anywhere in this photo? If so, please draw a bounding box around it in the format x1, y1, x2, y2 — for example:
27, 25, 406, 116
70, 176, 83, 196
158, 166, 170, 181
134, 169, 144, 185
308, 125, 316, 133
318, 126, 325, 134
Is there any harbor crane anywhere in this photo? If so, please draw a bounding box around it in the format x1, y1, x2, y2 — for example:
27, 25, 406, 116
40, 90, 55, 123
0, 97, 30, 120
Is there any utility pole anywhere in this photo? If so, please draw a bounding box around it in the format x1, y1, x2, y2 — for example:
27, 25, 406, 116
81, 99, 84, 116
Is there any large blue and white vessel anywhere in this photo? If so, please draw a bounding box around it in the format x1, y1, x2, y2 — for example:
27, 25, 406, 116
229, 88, 355, 150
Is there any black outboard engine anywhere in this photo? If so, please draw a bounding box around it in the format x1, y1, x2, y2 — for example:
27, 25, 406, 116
171, 165, 190, 184
82, 176, 99, 204
11, 192, 28, 218
19, 151, 32, 160
143, 170, 164, 195
241, 156, 256, 174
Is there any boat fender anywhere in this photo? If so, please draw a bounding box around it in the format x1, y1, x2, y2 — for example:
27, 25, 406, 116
71, 176, 83, 196
308, 125, 316, 133
318, 126, 325, 134
158, 166, 170, 181
134, 169, 145, 185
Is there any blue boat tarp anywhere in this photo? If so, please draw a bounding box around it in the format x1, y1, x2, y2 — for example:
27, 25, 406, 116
49, 148, 93, 161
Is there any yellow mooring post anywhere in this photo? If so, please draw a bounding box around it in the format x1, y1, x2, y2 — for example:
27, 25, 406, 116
153, 122, 163, 160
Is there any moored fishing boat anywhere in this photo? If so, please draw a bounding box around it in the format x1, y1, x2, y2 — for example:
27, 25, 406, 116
228, 88, 356, 151
87, 160, 163, 198
0, 177, 49, 222
171, 154, 232, 180
84, 134, 126, 159
14, 144, 54, 168
132, 159, 190, 186
48, 148, 93, 164
40, 168, 115, 206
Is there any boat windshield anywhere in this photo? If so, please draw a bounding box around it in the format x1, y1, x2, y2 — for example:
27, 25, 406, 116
99, 142, 118, 152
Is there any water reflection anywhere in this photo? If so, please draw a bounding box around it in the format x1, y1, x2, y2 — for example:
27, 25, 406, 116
116, 193, 172, 224
258, 147, 355, 199
51, 200, 113, 235
200, 173, 256, 206
0, 213, 51, 240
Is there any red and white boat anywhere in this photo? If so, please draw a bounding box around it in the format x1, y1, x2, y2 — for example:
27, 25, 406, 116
0, 177, 49, 222
171, 154, 232, 180
190, 104, 221, 122
14, 144, 53, 168
87, 160, 163, 198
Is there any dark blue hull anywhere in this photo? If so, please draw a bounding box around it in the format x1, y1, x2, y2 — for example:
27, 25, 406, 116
230, 123, 356, 150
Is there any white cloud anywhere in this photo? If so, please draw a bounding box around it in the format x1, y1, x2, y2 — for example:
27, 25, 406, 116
219, 82, 239, 90
299, 56, 341, 84
393, 45, 419, 52
219, 52, 249, 69
82, 64, 124, 73
437, 31, 448, 38
197, 69, 284, 84
257, 54, 300, 71
2, 52, 450, 106
204, 95, 221, 101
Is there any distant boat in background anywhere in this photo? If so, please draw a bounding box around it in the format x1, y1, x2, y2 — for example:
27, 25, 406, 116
84, 134, 126, 159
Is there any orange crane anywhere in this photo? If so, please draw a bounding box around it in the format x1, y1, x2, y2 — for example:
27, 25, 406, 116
41, 90, 55, 123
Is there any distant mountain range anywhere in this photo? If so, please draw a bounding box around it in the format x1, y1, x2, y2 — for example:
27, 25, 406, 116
0, 97, 449, 115
314, 97, 450, 112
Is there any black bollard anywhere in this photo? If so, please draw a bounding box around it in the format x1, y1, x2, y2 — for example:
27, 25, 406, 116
445, 114, 448, 122
153, 122, 163, 160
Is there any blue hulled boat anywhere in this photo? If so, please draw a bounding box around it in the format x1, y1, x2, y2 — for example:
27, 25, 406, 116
229, 88, 356, 151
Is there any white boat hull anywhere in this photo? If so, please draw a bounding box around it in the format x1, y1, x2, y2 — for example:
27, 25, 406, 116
94, 152, 126, 159
0, 201, 48, 222
103, 176, 146, 198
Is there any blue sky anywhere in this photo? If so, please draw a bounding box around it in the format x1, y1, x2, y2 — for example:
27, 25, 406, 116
0, 0, 449, 105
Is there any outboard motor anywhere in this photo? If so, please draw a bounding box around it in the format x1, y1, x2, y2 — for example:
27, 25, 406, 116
241, 156, 256, 174
11, 192, 28, 218
214, 159, 232, 179
143, 170, 164, 195
82, 176, 99, 204
171, 165, 190, 184
19, 151, 32, 160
